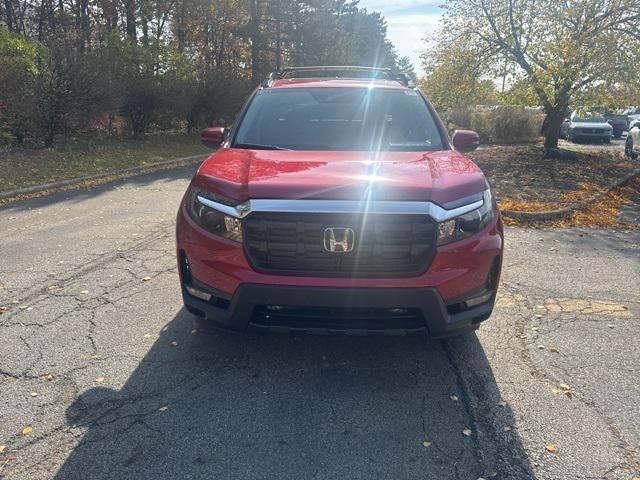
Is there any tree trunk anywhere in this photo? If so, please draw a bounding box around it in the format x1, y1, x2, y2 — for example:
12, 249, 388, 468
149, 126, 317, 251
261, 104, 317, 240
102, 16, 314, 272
248, 0, 262, 84
542, 109, 565, 150
4, 0, 15, 31
125, 0, 136, 42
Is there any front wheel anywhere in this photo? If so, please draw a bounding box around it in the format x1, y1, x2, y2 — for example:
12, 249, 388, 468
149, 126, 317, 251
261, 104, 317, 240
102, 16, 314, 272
626, 138, 638, 159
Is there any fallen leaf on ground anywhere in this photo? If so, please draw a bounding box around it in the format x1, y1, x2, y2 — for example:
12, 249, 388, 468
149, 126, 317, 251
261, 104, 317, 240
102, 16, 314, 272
549, 347, 559, 353
422, 441, 432, 447
143, 334, 152, 338
503, 426, 512, 432
142, 276, 152, 281
170, 341, 178, 346
545, 443, 557, 453
19, 305, 28, 310
498, 401, 507, 407
80, 290, 88, 294
43, 374, 54, 381
159, 406, 169, 412
191, 329, 197, 334
537, 345, 545, 350
450, 395, 459, 401
558, 384, 571, 391
462, 428, 472, 437
95, 376, 105, 383
0, 306, 7, 313
30, 392, 38, 397
21, 426, 32, 435
0, 445, 6, 453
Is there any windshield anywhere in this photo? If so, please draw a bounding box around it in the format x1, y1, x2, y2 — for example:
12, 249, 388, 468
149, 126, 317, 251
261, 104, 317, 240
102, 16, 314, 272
233, 87, 444, 151
572, 113, 605, 123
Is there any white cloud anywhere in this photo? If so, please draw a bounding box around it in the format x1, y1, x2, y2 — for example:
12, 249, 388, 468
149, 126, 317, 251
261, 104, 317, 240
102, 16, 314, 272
384, 13, 442, 76
360, 0, 440, 12
357, 1, 443, 76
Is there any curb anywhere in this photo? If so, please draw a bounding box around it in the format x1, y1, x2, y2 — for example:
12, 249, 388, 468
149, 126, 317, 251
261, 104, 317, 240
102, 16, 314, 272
0, 154, 208, 202
501, 168, 640, 221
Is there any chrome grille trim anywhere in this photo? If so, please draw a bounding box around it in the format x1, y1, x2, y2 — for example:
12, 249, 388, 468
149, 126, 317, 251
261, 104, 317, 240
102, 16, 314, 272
196, 196, 484, 222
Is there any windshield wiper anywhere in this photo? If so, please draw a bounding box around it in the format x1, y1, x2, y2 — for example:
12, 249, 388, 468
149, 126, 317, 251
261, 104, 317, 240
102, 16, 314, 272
233, 142, 290, 151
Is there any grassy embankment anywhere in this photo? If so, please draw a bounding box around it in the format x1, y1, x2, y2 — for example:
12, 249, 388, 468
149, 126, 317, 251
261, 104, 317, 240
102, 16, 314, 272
0, 133, 209, 192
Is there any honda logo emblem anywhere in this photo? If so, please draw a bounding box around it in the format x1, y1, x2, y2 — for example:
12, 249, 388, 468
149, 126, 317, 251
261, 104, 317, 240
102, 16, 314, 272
323, 227, 355, 253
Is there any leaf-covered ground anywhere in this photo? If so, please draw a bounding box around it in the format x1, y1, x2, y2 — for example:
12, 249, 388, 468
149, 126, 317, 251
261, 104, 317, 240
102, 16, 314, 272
468, 144, 638, 205
0, 133, 209, 192
468, 144, 640, 228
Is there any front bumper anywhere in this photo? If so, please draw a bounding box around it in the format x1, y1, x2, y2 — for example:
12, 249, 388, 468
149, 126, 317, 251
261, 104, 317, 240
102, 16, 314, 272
569, 131, 612, 141
181, 281, 495, 337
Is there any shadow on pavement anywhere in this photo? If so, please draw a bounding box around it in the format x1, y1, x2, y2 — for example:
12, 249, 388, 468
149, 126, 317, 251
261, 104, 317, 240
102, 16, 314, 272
54, 309, 534, 479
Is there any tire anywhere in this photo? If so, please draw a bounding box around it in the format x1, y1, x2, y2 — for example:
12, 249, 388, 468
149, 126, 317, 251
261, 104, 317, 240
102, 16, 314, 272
626, 138, 638, 159
613, 126, 623, 139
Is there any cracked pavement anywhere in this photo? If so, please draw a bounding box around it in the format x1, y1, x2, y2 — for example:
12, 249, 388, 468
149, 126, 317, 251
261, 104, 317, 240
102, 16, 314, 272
0, 167, 638, 479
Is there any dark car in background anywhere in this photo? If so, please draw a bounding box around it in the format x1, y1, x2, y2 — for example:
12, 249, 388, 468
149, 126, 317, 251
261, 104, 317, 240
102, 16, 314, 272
601, 110, 627, 138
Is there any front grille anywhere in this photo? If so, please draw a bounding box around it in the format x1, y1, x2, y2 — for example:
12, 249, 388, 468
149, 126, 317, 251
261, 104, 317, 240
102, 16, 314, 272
580, 128, 603, 134
243, 212, 437, 276
250, 305, 426, 333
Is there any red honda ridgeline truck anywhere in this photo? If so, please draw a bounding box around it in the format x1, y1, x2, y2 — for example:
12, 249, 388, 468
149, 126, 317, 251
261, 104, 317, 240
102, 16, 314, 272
176, 66, 503, 337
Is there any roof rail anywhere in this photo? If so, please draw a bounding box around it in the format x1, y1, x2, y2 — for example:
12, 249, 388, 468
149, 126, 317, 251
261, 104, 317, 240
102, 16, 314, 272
260, 66, 415, 88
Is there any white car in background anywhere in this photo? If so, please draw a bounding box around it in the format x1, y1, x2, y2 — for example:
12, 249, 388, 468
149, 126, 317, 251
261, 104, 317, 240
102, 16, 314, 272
622, 107, 640, 131
625, 118, 639, 159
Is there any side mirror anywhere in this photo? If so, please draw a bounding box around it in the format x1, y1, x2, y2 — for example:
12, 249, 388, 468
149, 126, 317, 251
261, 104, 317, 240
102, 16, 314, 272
201, 127, 225, 148
451, 129, 480, 153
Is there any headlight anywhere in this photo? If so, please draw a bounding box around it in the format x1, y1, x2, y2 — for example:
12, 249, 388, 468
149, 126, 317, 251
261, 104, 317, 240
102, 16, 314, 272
187, 187, 243, 242
437, 189, 494, 245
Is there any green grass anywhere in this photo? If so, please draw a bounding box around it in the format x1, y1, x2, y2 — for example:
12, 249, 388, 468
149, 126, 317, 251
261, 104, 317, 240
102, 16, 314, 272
0, 133, 210, 191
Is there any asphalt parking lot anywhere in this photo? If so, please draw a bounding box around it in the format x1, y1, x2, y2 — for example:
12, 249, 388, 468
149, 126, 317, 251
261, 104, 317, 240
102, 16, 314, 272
558, 135, 627, 153
0, 166, 638, 479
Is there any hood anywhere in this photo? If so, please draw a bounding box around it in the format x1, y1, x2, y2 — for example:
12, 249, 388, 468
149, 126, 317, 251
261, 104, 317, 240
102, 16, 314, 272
193, 148, 486, 205
571, 121, 612, 129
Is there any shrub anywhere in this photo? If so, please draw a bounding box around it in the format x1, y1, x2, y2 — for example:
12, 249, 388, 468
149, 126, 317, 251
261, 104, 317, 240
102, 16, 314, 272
448, 106, 473, 130
470, 106, 543, 144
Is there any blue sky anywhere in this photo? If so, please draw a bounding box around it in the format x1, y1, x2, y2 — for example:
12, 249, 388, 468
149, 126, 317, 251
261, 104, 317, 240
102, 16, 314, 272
358, 1, 444, 76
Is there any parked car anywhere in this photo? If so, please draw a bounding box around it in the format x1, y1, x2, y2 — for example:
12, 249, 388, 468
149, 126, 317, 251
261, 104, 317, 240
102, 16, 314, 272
560, 115, 570, 139
564, 111, 613, 143
623, 107, 640, 131
176, 66, 503, 337
625, 118, 640, 159
601, 110, 627, 138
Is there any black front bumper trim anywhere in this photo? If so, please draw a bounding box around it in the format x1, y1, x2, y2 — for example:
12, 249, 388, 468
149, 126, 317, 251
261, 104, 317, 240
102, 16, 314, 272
182, 282, 495, 338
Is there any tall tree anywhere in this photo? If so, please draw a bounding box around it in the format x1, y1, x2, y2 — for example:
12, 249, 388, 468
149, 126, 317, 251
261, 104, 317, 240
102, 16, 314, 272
429, 0, 640, 151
